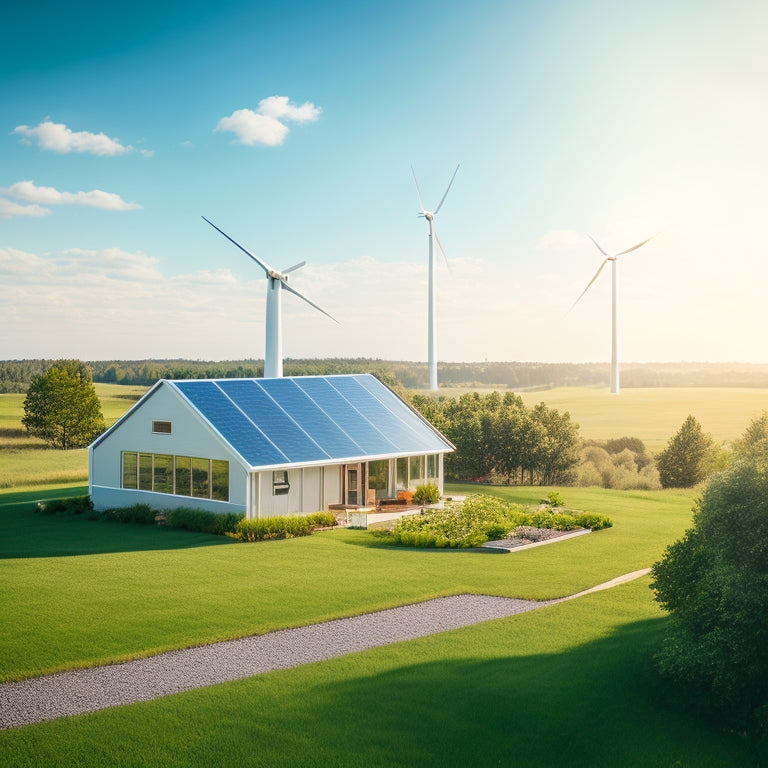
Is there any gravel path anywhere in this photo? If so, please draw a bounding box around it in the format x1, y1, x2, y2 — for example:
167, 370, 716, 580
0, 570, 650, 730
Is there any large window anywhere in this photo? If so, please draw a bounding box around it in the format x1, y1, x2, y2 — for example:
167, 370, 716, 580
175, 456, 191, 497
121, 452, 229, 502
409, 455, 425, 485
396, 457, 408, 490
153, 454, 173, 494
368, 459, 389, 499
122, 452, 138, 489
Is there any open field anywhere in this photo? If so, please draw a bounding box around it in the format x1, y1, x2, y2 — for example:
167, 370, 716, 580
1, 483, 756, 766
0, 384, 145, 489
425, 385, 768, 451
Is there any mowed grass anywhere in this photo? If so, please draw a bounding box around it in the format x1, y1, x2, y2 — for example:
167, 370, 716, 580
1, 484, 696, 682
0, 580, 752, 767
432, 385, 768, 452
1, 484, 756, 766
0, 384, 145, 489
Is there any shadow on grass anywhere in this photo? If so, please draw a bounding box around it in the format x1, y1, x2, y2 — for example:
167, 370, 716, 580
3, 617, 755, 767
0, 488, 232, 559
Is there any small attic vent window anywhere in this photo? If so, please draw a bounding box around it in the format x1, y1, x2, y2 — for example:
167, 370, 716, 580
152, 421, 172, 434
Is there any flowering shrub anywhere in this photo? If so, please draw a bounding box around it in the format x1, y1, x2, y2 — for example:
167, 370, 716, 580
392, 495, 527, 548
390, 494, 613, 548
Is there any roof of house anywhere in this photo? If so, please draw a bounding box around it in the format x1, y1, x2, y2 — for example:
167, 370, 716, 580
94, 374, 453, 470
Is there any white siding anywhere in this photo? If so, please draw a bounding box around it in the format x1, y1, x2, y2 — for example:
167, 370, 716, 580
90, 383, 247, 513
301, 467, 322, 513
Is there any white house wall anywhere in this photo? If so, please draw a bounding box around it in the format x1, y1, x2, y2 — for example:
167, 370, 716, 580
252, 464, 343, 518
324, 465, 341, 508
90, 383, 247, 513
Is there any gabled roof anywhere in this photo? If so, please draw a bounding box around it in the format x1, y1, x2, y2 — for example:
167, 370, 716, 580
101, 374, 452, 470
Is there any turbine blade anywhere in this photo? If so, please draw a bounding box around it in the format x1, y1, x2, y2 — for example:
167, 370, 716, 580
433, 228, 452, 275
615, 234, 656, 257
281, 281, 340, 324
281, 261, 306, 274
586, 233, 608, 256
566, 258, 609, 315
202, 216, 272, 275
433, 164, 460, 216
411, 166, 426, 213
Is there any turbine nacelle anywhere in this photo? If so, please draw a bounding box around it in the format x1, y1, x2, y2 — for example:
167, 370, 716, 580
201, 215, 336, 379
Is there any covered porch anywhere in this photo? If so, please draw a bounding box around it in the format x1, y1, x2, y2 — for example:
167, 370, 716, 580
336, 453, 444, 509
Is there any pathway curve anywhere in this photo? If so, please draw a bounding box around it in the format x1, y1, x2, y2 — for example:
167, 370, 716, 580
0, 569, 651, 730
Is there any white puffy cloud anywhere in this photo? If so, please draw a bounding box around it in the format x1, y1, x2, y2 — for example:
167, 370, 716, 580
0, 197, 50, 219
13, 121, 140, 156
215, 95, 321, 146
1, 181, 141, 211
255, 95, 321, 124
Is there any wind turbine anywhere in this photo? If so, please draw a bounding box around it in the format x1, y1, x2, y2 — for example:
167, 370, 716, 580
569, 232, 655, 395
412, 164, 459, 391
202, 216, 337, 379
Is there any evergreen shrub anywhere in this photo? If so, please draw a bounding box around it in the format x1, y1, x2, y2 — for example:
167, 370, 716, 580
35, 496, 93, 515
100, 504, 156, 525
412, 483, 440, 505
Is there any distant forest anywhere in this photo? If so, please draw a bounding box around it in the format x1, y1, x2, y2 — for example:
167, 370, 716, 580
2, 358, 768, 394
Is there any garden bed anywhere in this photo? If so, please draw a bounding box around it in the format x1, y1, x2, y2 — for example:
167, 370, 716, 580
482, 527, 590, 551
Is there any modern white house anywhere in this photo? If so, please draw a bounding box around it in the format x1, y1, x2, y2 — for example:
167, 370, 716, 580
89, 374, 454, 518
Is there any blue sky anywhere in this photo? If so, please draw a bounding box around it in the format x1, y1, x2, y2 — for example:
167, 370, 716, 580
2, 0, 766, 364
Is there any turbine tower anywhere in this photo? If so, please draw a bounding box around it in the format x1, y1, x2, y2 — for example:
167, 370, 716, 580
202, 216, 337, 379
569, 233, 655, 395
412, 164, 459, 391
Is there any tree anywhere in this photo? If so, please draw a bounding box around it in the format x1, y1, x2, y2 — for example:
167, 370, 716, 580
732, 411, 768, 458
650, 443, 768, 752
656, 415, 713, 488
529, 403, 580, 485
22, 360, 105, 449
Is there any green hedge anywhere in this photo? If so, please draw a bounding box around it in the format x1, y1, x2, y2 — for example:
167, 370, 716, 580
164, 507, 244, 535
233, 512, 336, 542
34, 496, 93, 515
99, 504, 156, 525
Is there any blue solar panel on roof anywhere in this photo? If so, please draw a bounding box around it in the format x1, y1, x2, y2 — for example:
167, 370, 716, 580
329, 376, 438, 454
292, 377, 398, 455
352, 374, 448, 451
256, 378, 365, 458
174, 381, 288, 466
172, 375, 451, 468
216, 379, 328, 463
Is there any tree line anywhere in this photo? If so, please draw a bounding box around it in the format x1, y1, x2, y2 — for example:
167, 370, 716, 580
3, 358, 768, 393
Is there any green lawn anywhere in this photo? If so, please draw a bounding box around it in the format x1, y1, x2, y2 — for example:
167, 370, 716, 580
0, 485, 696, 683
0, 581, 752, 767
1, 484, 756, 766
